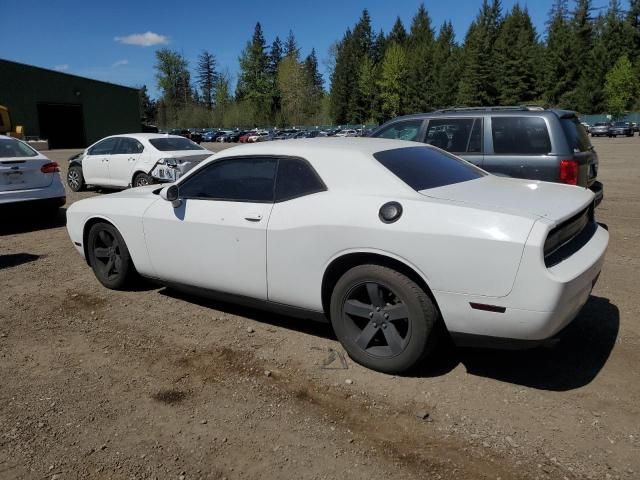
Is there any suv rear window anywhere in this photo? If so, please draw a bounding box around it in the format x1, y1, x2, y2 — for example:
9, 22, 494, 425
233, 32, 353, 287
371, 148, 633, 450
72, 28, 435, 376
492, 116, 551, 155
374, 146, 485, 191
149, 137, 204, 151
561, 118, 592, 153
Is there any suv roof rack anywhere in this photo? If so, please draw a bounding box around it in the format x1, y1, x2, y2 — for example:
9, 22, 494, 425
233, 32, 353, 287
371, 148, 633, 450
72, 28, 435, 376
433, 105, 546, 113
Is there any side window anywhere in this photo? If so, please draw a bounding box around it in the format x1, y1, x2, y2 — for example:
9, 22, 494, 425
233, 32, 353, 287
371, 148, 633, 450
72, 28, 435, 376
179, 157, 277, 202
424, 118, 482, 153
492, 117, 551, 155
275, 158, 326, 202
88, 137, 119, 155
374, 120, 423, 141
114, 138, 144, 154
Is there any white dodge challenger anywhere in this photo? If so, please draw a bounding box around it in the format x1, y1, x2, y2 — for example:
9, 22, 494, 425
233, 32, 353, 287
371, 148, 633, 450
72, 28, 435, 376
66, 138, 608, 373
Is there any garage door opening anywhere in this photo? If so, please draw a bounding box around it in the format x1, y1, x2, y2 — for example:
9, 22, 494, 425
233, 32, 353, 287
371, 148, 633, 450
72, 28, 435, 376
37, 103, 85, 149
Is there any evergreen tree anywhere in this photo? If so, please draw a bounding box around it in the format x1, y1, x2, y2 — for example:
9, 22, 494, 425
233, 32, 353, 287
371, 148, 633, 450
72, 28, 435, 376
378, 42, 408, 119
372, 29, 387, 64
196, 50, 218, 110
284, 30, 300, 59
330, 9, 374, 123
388, 17, 408, 45
405, 4, 435, 113
626, 0, 640, 60
356, 56, 379, 122
329, 29, 354, 123
457, 0, 503, 106
236, 22, 271, 122
432, 21, 460, 108
138, 85, 157, 123
494, 4, 540, 105
543, 1, 574, 106
304, 48, 324, 118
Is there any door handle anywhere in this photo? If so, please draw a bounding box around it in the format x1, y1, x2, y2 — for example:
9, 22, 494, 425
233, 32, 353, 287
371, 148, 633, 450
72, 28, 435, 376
244, 213, 263, 222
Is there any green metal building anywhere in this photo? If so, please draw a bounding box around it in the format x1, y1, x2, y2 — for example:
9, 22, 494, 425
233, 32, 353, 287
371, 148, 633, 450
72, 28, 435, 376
0, 58, 140, 149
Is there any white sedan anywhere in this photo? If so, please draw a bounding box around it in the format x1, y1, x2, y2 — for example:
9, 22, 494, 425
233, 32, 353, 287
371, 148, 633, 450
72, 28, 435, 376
66, 133, 213, 191
0, 135, 65, 210
66, 138, 608, 373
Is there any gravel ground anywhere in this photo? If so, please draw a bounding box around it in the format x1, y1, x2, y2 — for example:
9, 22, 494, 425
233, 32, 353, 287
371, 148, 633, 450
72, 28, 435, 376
0, 138, 638, 480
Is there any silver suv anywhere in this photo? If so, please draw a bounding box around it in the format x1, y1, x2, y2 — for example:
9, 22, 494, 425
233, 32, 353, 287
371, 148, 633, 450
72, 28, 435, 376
371, 107, 603, 206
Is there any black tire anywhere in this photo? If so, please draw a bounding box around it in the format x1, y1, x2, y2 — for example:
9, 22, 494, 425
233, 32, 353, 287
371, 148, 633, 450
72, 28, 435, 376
133, 172, 154, 188
87, 222, 136, 290
67, 165, 85, 192
330, 265, 439, 374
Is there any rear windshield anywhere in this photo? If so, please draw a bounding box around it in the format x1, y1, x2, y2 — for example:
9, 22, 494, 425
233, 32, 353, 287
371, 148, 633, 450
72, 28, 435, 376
0, 138, 38, 158
374, 146, 485, 191
149, 137, 204, 151
561, 118, 592, 153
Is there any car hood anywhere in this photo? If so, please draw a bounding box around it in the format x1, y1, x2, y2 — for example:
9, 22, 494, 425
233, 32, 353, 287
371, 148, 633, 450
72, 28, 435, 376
420, 176, 595, 223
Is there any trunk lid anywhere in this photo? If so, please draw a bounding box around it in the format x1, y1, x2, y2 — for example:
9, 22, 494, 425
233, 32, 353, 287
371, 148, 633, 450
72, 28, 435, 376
421, 175, 595, 223
0, 156, 54, 192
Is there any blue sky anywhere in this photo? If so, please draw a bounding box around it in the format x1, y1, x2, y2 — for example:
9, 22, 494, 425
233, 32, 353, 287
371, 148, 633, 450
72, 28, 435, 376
0, 0, 607, 98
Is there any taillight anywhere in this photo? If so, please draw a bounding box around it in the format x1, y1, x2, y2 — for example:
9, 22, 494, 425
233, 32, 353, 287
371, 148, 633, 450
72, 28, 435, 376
559, 159, 578, 185
40, 162, 60, 173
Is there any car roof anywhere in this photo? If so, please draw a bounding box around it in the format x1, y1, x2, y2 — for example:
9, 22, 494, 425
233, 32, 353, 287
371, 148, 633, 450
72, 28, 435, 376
219, 137, 417, 157
384, 107, 576, 122
106, 133, 186, 140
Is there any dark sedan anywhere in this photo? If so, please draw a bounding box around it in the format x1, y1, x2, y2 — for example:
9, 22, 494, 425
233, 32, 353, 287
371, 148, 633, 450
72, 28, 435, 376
609, 121, 634, 137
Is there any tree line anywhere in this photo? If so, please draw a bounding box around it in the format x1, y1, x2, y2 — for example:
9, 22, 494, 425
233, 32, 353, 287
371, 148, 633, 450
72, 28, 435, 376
142, 0, 640, 128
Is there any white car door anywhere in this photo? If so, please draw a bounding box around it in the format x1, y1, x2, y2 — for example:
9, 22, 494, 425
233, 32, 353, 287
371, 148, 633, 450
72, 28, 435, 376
108, 137, 144, 187
142, 157, 277, 300
83, 137, 119, 186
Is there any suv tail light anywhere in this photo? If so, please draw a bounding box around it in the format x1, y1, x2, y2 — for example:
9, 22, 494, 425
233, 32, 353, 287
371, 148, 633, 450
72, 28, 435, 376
559, 159, 578, 185
40, 162, 60, 173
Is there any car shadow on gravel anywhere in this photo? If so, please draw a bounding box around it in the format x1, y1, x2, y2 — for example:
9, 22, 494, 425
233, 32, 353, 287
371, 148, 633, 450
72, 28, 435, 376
0, 207, 66, 235
417, 296, 619, 391
0, 253, 41, 269
159, 287, 336, 340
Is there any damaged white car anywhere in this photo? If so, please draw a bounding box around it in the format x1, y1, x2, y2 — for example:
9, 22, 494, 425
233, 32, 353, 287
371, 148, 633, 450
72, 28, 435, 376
67, 133, 213, 191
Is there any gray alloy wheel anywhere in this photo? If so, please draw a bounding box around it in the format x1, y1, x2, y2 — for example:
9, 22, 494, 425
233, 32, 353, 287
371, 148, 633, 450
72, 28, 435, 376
330, 264, 439, 374
87, 223, 135, 290
67, 165, 85, 192
133, 172, 153, 187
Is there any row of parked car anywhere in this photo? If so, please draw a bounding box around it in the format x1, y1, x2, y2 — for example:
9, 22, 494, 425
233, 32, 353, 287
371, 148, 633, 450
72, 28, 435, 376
583, 121, 638, 137
161, 127, 372, 144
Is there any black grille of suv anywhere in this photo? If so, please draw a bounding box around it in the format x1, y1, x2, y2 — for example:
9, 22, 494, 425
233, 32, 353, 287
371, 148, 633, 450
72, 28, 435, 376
544, 203, 596, 267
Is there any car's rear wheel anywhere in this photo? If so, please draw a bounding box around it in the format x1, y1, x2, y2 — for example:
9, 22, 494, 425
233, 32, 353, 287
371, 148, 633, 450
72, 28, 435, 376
67, 165, 85, 192
330, 265, 439, 374
133, 172, 153, 187
87, 222, 136, 290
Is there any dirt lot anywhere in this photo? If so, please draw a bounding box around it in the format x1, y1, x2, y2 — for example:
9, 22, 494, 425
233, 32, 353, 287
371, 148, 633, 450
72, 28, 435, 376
1, 139, 639, 480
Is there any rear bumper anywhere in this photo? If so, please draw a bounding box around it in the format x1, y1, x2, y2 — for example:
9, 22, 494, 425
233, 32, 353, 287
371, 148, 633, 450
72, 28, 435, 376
438, 224, 609, 346
589, 181, 603, 206
0, 178, 66, 206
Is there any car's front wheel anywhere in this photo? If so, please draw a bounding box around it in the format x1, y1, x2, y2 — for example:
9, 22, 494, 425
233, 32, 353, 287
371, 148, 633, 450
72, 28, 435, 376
330, 265, 439, 374
67, 165, 85, 192
87, 222, 136, 290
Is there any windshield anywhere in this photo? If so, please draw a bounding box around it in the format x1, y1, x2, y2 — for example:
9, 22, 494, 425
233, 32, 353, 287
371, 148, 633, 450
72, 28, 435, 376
594, 123, 609, 126
373, 146, 486, 191
614, 122, 629, 127
0, 138, 39, 158
149, 137, 204, 151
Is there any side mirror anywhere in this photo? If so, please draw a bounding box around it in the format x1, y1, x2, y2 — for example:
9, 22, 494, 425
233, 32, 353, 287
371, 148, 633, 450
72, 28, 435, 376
160, 184, 181, 208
